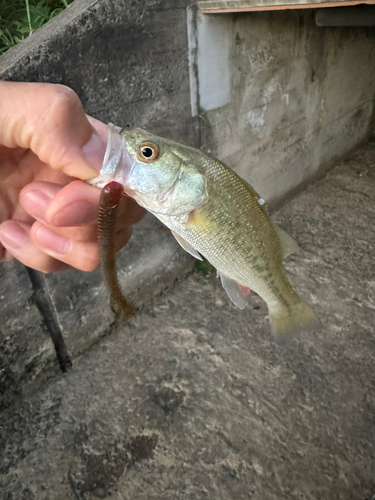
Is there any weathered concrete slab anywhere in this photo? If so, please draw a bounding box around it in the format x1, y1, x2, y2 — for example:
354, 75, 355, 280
0, 261, 59, 412
0, 142, 374, 499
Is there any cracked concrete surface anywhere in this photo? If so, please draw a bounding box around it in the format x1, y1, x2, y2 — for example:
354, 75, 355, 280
0, 141, 374, 499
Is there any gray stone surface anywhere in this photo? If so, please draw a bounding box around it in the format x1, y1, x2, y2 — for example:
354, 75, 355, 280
0, 142, 374, 499
0, 261, 59, 412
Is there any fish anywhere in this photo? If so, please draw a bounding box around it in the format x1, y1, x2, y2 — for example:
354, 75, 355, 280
91, 123, 320, 341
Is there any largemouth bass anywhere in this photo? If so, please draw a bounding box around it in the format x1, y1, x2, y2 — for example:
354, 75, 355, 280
91, 124, 319, 340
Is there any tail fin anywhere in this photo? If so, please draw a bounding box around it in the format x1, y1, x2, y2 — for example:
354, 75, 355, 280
269, 299, 321, 344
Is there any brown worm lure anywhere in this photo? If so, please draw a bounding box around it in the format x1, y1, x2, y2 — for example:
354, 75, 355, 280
98, 181, 135, 319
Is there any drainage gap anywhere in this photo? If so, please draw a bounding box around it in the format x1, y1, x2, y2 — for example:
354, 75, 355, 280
26, 267, 72, 372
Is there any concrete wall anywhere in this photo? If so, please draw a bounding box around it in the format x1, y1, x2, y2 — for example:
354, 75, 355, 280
1, 1, 375, 410
190, 9, 375, 207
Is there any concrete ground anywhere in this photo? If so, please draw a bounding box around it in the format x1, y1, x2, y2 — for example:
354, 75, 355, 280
0, 141, 375, 499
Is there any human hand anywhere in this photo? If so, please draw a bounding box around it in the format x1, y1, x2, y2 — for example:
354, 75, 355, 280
0, 82, 145, 272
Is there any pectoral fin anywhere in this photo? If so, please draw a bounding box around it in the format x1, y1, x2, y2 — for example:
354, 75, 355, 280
272, 223, 300, 259
171, 230, 203, 261
218, 271, 251, 309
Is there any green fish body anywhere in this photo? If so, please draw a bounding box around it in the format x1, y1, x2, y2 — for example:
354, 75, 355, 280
92, 125, 319, 340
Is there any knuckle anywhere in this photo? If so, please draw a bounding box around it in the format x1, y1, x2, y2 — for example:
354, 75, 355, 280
81, 262, 99, 272
40, 261, 70, 273
51, 84, 80, 107
32, 85, 85, 165
39, 264, 57, 274
46, 86, 81, 126
79, 253, 100, 272
1, 250, 14, 262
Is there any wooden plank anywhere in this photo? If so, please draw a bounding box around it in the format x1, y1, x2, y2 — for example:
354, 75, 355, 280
199, 0, 375, 12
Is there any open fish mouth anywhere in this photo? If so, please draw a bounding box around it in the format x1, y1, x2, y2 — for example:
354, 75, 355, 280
88, 123, 135, 189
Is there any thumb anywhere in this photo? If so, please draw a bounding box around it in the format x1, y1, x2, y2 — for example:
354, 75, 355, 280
0, 81, 107, 180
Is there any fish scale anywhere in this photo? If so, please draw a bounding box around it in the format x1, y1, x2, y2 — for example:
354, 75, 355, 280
157, 154, 297, 312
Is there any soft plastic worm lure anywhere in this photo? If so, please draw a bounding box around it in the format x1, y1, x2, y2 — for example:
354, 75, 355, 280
97, 181, 135, 319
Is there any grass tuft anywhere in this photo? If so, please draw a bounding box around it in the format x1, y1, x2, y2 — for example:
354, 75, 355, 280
0, 0, 74, 55
195, 258, 215, 276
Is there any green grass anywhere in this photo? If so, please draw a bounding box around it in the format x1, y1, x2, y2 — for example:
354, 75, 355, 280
195, 258, 215, 276
0, 0, 74, 55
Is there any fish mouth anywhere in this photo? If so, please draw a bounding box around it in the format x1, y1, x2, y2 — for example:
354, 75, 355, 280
88, 123, 135, 190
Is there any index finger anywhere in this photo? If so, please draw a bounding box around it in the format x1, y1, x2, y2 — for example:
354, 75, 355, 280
0, 81, 107, 180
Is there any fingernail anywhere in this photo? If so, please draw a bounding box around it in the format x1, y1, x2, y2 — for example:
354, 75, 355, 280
52, 200, 98, 227
22, 190, 52, 222
81, 131, 107, 172
35, 225, 70, 254
0, 222, 28, 249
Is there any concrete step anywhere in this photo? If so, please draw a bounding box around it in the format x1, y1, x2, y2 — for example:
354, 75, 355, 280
0, 140, 374, 499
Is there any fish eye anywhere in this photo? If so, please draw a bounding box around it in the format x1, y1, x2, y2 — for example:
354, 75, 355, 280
136, 142, 160, 163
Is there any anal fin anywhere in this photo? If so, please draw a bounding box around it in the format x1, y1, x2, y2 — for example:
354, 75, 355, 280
218, 271, 251, 309
171, 230, 203, 261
